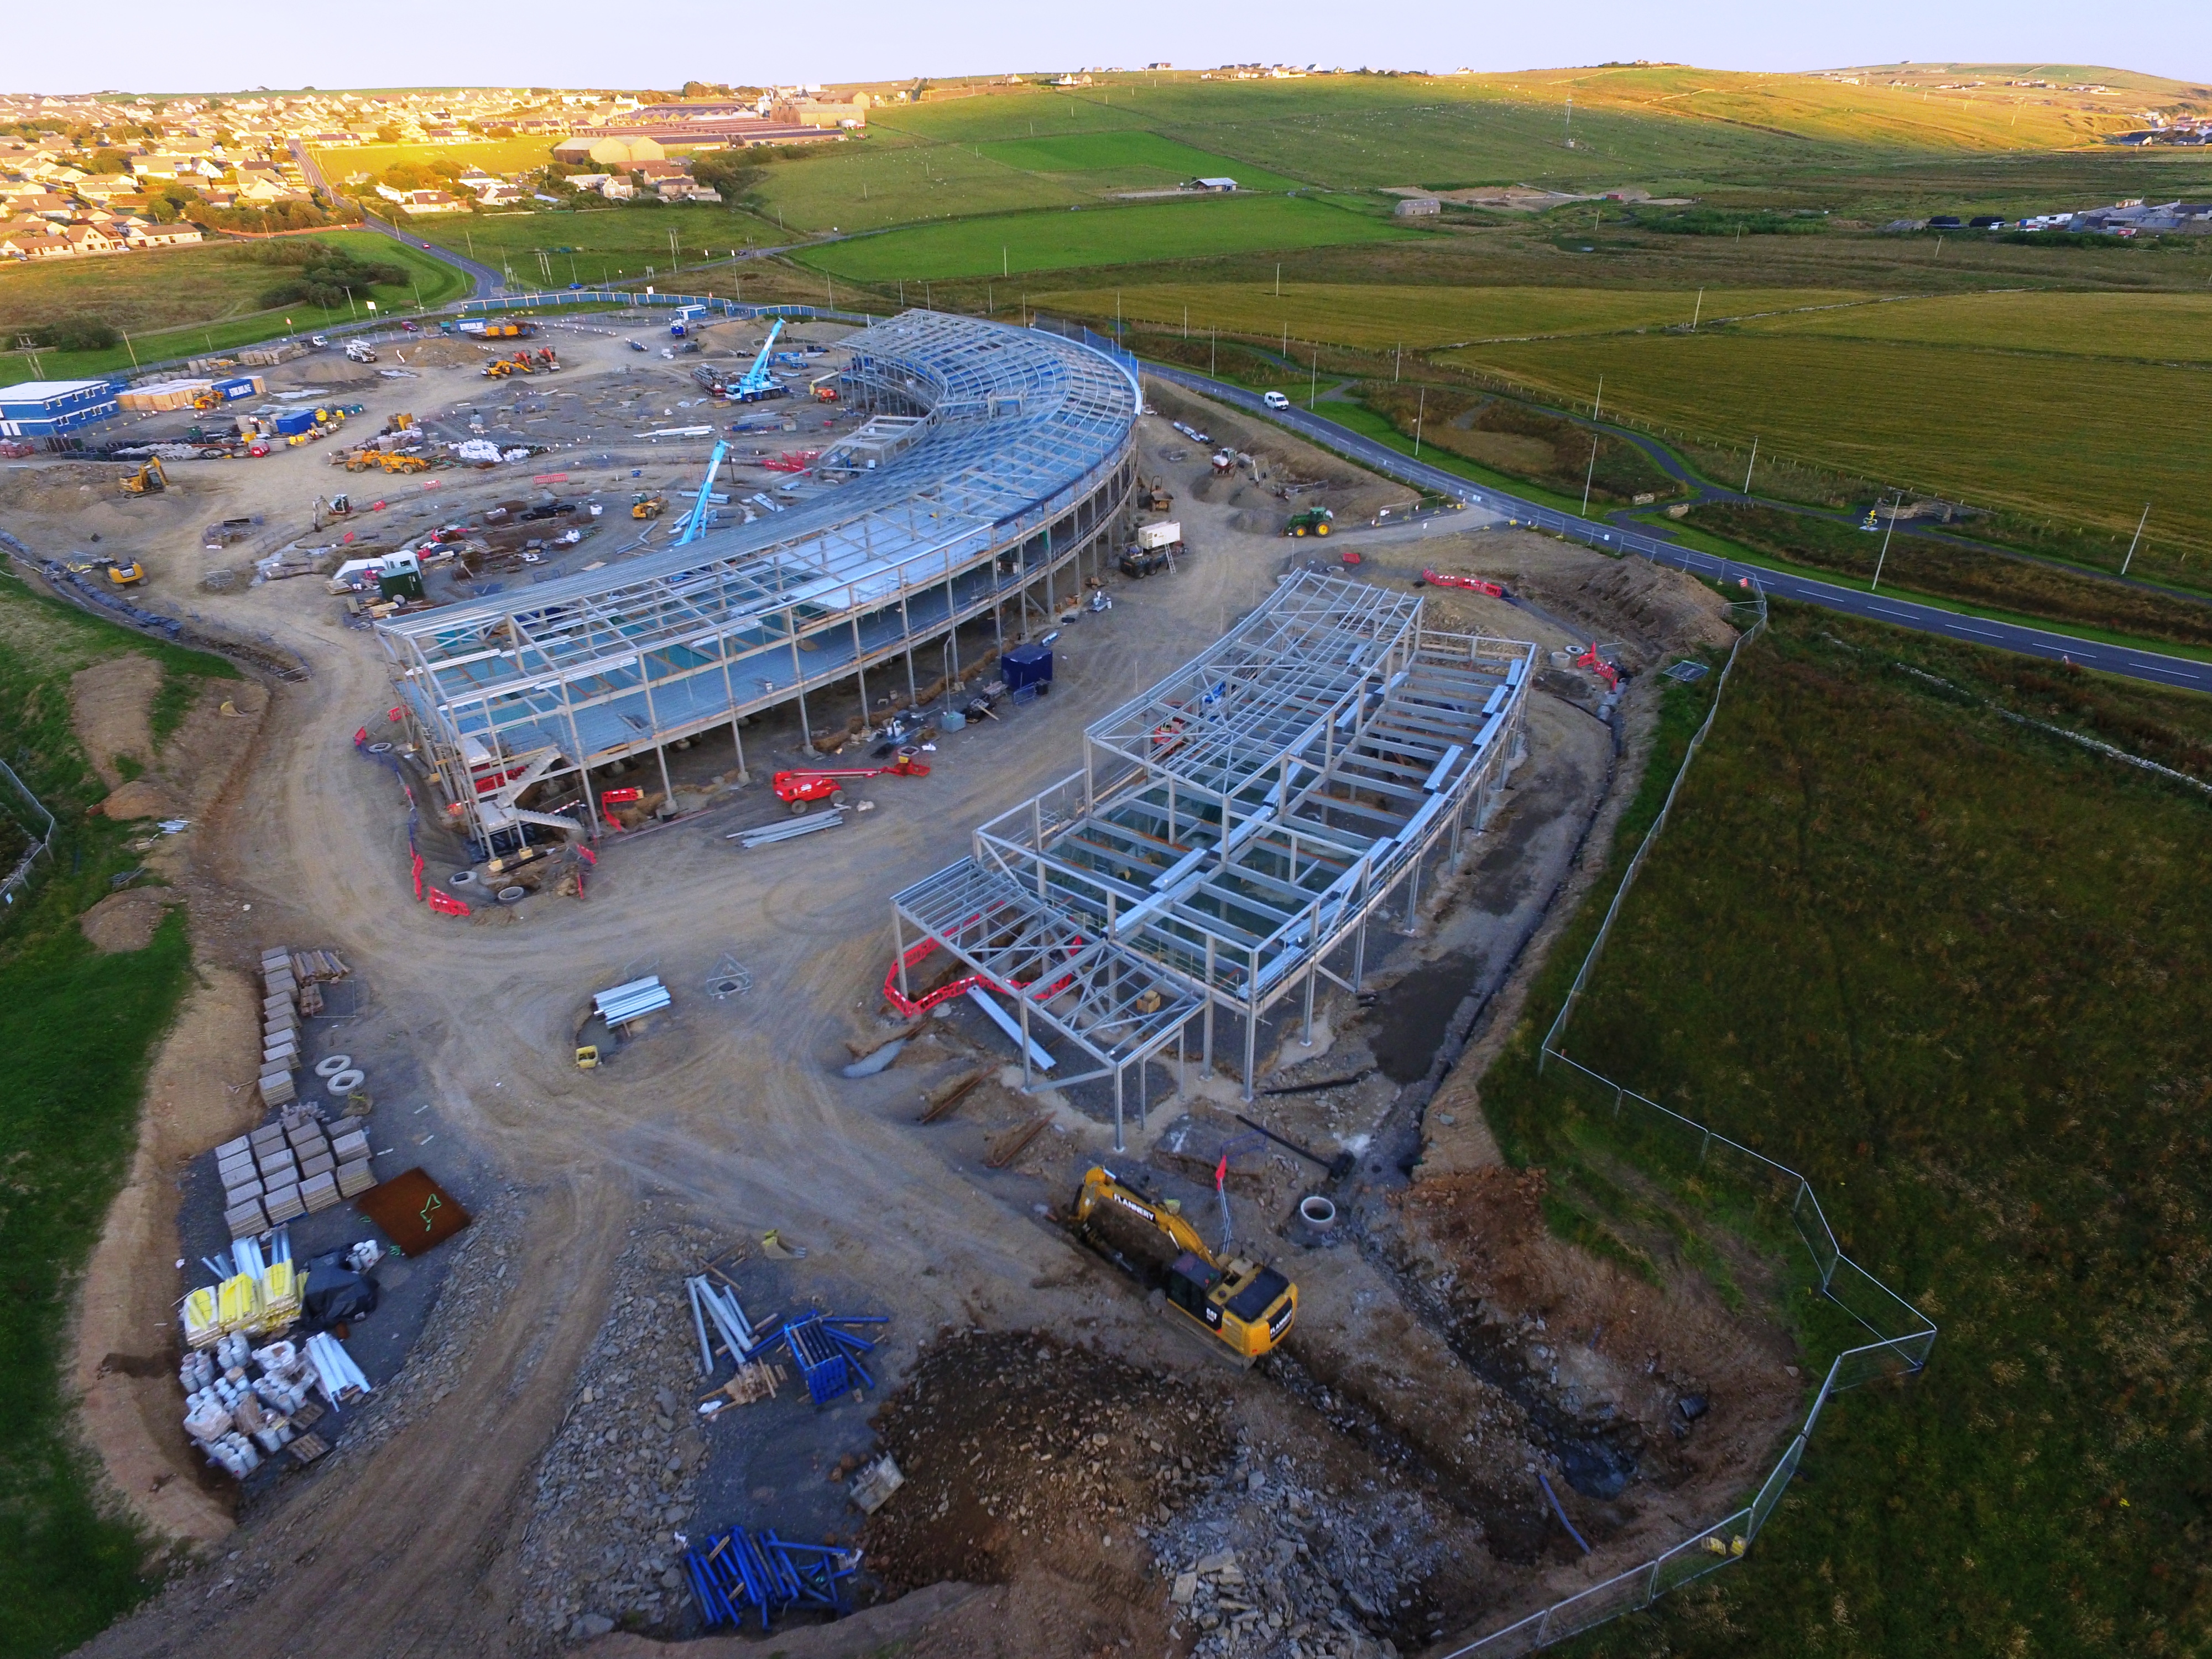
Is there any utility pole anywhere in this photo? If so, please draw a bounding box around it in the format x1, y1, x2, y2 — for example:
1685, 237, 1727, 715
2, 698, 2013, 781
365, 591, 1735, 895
1275, 262, 1280, 296
121, 329, 138, 368
1413, 387, 1425, 459
1564, 94, 1573, 148
1691, 288, 1703, 332
2122, 503, 2152, 574
1871, 491, 1903, 589
1743, 435, 1759, 494
1395, 341, 1401, 382
1593, 374, 1603, 421
1310, 347, 1318, 409
1581, 433, 1599, 515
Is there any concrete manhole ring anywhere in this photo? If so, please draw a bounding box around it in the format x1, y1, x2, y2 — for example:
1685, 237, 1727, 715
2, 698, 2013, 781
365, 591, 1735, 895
313, 1054, 353, 1078
449, 870, 477, 887
497, 885, 526, 904
325, 1067, 366, 1095
1299, 1195, 1338, 1228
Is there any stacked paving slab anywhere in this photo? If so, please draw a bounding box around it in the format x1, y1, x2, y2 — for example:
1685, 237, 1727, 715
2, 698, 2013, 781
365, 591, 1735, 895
226, 947, 375, 1240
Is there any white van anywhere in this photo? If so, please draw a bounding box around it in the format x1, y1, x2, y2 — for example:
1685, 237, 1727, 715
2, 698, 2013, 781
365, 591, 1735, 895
1263, 391, 1291, 410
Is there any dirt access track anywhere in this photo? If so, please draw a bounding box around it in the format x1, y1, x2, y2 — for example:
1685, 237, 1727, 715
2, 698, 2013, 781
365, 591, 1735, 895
38, 369, 1794, 1659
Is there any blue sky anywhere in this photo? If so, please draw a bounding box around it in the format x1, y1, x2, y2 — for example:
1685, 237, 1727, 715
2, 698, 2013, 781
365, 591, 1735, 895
9, 0, 2202, 94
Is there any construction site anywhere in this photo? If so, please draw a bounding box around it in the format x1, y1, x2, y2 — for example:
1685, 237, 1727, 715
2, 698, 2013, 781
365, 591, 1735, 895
2, 297, 1802, 1659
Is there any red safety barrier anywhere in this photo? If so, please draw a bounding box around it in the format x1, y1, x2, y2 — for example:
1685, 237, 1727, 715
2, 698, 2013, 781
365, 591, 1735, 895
426, 888, 471, 918
388, 706, 404, 723
533, 472, 571, 484
353, 726, 369, 747
882, 933, 1081, 1020
411, 849, 425, 901
1422, 568, 1506, 598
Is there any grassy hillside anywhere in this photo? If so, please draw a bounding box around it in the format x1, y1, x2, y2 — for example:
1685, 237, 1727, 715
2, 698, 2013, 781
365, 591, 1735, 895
411, 202, 784, 284
1446, 327, 2212, 567
1475, 601, 2212, 1658
0, 571, 237, 1657
1031, 281, 1879, 349
0, 232, 466, 380
794, 194, 1415, 283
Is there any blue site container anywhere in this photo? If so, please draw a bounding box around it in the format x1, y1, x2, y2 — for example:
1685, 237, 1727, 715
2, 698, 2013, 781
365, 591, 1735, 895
1000, 643, 1053, 693
214, 375, 263, 400
273, 409, 317, 437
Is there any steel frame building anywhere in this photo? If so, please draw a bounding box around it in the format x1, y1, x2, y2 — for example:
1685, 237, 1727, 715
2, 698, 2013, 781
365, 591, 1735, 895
892, 572, 1538, 1142
377, 311, 1141, 841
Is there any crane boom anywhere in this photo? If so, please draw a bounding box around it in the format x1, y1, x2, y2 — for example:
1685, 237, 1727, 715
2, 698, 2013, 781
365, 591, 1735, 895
738, 319, 785, 399
675, 440, 729, 546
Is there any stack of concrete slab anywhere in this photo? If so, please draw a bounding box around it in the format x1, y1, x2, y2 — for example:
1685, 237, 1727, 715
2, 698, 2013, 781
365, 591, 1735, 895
259, 948, 300, 1106
216, 1108, 379, 1240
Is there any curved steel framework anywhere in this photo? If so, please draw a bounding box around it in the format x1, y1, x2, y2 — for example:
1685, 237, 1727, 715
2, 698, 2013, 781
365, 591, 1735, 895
377, 311, 1140, 839
893, 572, 1538, 1140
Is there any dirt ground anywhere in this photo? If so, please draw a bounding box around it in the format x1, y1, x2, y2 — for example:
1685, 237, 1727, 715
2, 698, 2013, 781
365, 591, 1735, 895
23, 352, 1796, 1659
77, 886, 180, 952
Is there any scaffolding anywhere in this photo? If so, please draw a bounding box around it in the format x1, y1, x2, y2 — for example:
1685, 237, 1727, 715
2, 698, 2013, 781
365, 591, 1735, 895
892, 572, 1539, 1144
376, 311, 1140, 842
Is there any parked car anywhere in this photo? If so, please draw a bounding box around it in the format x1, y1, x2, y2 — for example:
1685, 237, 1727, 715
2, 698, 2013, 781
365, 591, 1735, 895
1264, 391, 1291, 410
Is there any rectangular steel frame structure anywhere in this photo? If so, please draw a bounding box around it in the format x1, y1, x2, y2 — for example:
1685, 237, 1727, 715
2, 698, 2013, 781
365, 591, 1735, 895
375, 311, 1141, 842
893, 572, 1538, 1144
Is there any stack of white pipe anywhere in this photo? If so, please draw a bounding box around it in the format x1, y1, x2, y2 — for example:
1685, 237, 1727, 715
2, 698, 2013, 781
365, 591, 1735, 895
685, 1276, 766, 1376
304, 1331, 372, 1406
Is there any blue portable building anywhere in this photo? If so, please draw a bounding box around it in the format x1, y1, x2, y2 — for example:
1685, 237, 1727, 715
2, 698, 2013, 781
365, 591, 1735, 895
1000, 642, 1054, 693
0, 378, 119, 439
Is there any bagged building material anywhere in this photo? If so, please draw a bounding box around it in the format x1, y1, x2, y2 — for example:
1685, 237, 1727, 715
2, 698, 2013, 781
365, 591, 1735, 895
263, 1183, 304, 1223
223, 1199, 268, 1241
300, 1171, 340, 1213
331, 1130, 370, 1164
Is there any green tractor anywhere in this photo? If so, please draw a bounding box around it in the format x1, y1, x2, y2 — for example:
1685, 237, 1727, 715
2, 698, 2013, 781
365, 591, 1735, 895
1284, 507, 1334, 538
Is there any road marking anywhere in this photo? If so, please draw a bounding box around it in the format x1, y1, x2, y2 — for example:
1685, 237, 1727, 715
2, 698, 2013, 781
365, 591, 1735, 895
1946, 624, 2003, 638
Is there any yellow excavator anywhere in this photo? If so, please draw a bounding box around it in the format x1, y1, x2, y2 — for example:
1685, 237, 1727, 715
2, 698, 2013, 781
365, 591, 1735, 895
632, 494, 665, 521
118, 457, 167, 495
1070, 1166, 1297, 1365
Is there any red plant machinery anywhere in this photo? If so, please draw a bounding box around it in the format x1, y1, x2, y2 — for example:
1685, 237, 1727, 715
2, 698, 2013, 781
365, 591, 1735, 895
771, 750, 930, 813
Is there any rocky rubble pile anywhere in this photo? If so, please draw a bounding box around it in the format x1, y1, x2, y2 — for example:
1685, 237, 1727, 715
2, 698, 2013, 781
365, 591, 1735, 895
1151, 1438, 1482, 1659
514, 1213, 722, 1642
863, 1329, 1234, 1591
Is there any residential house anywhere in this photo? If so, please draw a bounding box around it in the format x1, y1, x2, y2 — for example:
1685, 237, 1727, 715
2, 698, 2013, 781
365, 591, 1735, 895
128, 223, 203, 247
19, 192, 77, 219
400, 189, 464, 215
599, 176, 634, 200
64, 222, 126, 254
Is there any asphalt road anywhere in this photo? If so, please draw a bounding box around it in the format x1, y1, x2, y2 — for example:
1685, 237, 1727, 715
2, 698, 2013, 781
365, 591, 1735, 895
1142, 361, 2210, 696
288, 140, 505, 299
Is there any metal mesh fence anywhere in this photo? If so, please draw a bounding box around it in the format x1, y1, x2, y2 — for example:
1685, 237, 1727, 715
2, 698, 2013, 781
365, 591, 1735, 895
0, 754, 56, 918
1434, 579, 1936, 1656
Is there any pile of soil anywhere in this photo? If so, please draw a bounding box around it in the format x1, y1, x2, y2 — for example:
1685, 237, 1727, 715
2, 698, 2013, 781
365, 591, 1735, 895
1392, 1167, 1802, 1524
0, 461, 140, 515
70, 655, 163, 786
386, 337, 489, 371
862, 1329, 1233, 1593
78, 886, 179, 952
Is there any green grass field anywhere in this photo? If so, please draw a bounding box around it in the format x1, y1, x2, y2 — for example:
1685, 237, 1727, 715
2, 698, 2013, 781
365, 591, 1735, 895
0, 572, 236, 1658
0, 232, 467, 380
795, 194, 1416, 283
1442, 329, 2212, 569
1031, 281, 1878, 349
410, 202, 784, 284
1737, 288, 2212, 360
971, 130, 1303, 193
1476, 601, 2212, 1657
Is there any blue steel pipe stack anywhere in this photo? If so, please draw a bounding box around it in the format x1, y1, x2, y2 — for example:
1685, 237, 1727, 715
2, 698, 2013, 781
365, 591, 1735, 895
685, 1528, 861, 1629
780, 1313, 887, 1405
